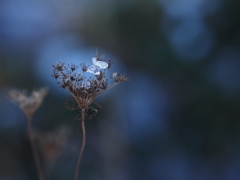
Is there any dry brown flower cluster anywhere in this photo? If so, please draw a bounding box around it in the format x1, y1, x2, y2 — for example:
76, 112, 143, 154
7, 87, 48, 180
52, 54, 129, 111
52, 54, 129, 180
8, 87, 48, 118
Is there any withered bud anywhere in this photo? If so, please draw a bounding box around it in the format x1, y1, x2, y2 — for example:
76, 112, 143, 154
81, 63, 87, 72
107, 59, 114, 69
52, 61, 65, 71
76, 75, 84, 82
70, 76, 76, 81
69, 63, 78, 71
100, 80, 108, 90
52, 69, 59, 79
8, 87, 48, 118
112, 72, 129, 83
95, 71, 104, 81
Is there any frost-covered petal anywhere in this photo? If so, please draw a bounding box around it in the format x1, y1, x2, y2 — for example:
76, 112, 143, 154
92, 57, 108, 69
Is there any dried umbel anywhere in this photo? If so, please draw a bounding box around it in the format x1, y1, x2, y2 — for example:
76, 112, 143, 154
52, 54, 129, 111
8, 87, 48, 118
7, 87, 48, 180
52, 54, 129, 180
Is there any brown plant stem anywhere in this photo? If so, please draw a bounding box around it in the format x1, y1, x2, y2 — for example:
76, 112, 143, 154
75, 109, 86, 180
27, 116, 44, 180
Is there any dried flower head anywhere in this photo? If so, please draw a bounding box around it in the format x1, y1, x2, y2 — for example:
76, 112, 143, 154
52, 54, 129, 112
112, 72, 129, 83
52, 54, 129, 180
8, 87, 48, 118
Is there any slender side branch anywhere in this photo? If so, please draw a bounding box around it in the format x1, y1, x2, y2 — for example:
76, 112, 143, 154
75, 109, 86, 180
27, 116, 44, 180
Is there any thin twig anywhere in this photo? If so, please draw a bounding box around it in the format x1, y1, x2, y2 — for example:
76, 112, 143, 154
27, 116, 44, 180
75, 109, 86, 180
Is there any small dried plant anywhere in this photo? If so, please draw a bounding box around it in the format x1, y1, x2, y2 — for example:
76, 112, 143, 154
8, 87, 48, 180
52, 53, 129, 180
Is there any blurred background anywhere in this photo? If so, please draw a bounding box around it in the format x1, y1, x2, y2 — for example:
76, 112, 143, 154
1, 0, 240, 179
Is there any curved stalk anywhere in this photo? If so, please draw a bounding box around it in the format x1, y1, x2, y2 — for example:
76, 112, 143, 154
27, 116, 44, 180
74, 109, 86, 180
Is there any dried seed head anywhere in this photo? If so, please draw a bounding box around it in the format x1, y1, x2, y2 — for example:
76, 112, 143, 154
112, 72, 130, 83
69, 63, 78, 71
52, 54, 129, 112
8, 87, 48, 118
52, 61, 64, 72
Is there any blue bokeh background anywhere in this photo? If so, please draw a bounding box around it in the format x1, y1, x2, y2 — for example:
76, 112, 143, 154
1, 0, 240, 179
